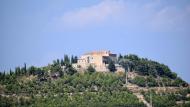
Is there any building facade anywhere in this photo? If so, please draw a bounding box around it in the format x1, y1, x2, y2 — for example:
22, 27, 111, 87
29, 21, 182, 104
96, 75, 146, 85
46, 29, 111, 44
73, 50, 124, 72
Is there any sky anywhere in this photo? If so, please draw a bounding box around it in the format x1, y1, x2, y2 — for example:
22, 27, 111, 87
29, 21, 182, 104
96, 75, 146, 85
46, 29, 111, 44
0, 0, 190, 82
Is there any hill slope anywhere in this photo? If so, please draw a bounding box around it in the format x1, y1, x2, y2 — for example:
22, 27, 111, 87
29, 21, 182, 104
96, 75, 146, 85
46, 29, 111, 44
0, 54, 189, 107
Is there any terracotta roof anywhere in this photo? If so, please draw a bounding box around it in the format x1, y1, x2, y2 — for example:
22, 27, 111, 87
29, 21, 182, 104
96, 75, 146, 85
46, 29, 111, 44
84, 50, 111, 55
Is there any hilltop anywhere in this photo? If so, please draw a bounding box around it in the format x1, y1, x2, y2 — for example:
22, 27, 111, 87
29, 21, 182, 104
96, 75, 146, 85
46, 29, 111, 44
0, 53, 190, 107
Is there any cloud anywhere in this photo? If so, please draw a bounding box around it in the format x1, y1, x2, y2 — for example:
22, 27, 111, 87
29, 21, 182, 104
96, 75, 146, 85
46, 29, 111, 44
51, 0, 190, 32
120, 0, 190, 32
149, 6, 190, 32
60, 0, 125, 28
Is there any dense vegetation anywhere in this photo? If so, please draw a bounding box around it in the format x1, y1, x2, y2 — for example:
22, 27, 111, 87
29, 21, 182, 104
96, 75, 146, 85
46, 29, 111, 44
142, 88, 190, 107
0, 72, 145, 106
118, 54, 188, 87
0, 54, 189, 107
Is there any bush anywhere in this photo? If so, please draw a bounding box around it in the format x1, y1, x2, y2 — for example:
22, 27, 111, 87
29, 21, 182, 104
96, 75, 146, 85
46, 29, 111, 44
87, 65, 96, 73
131, 76, 146, 87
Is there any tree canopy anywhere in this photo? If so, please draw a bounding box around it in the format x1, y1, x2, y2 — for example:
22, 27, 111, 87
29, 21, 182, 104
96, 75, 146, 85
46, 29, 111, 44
108, 61, 116, 72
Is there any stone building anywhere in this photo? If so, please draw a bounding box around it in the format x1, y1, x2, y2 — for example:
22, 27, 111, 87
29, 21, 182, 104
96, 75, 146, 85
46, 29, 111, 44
73, 50, 124, 72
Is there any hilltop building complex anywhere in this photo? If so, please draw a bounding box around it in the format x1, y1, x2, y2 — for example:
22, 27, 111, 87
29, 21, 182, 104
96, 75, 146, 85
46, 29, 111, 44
73, 50, 124, 72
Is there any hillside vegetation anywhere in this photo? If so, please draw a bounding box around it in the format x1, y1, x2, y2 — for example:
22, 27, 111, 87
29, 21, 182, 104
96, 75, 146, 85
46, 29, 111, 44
118, 54, 188, 87
0, 54, 189, 107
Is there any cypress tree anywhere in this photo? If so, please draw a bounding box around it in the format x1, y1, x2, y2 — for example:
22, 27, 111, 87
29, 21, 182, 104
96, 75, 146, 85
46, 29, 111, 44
10, 69, 12, 75
108, 61, 116, 72
57, 59, 60, 65
64, 55, 70, 65
24, 63, 27, 75
74, 56, 78, 63
61, 59, 64, 66
71, 55, 74, 64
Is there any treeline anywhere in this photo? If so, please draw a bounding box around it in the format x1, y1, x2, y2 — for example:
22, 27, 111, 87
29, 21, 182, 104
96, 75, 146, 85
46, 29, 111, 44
0, 54, 78, 80
0, 53, 189, 106
118, 54, 177, 78
0, 54, 80, 96
0, 54, 188, 88
118, 54, 188, 87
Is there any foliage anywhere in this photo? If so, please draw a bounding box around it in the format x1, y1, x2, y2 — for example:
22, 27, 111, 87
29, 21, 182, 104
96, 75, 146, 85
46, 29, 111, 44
64, 64, 77, 75
122, 54, 177, 78
119, 58, 134, 72
87, 65, 96, 73
108, 61, 116, 72
0, 72, 146, 107
64, 54, 70, 65
131, 76, 158, 87
146, 76, 158, 87
0, 54, 189, 107
173, 77, 188, 87
120, 54, 188, 87
131, 76, 147, 87
143, 90, 190, 107
71, 55, 78, 64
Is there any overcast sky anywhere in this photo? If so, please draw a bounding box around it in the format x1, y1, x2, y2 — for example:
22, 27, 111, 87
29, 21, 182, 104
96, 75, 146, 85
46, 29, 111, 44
1, 0, 190, 82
